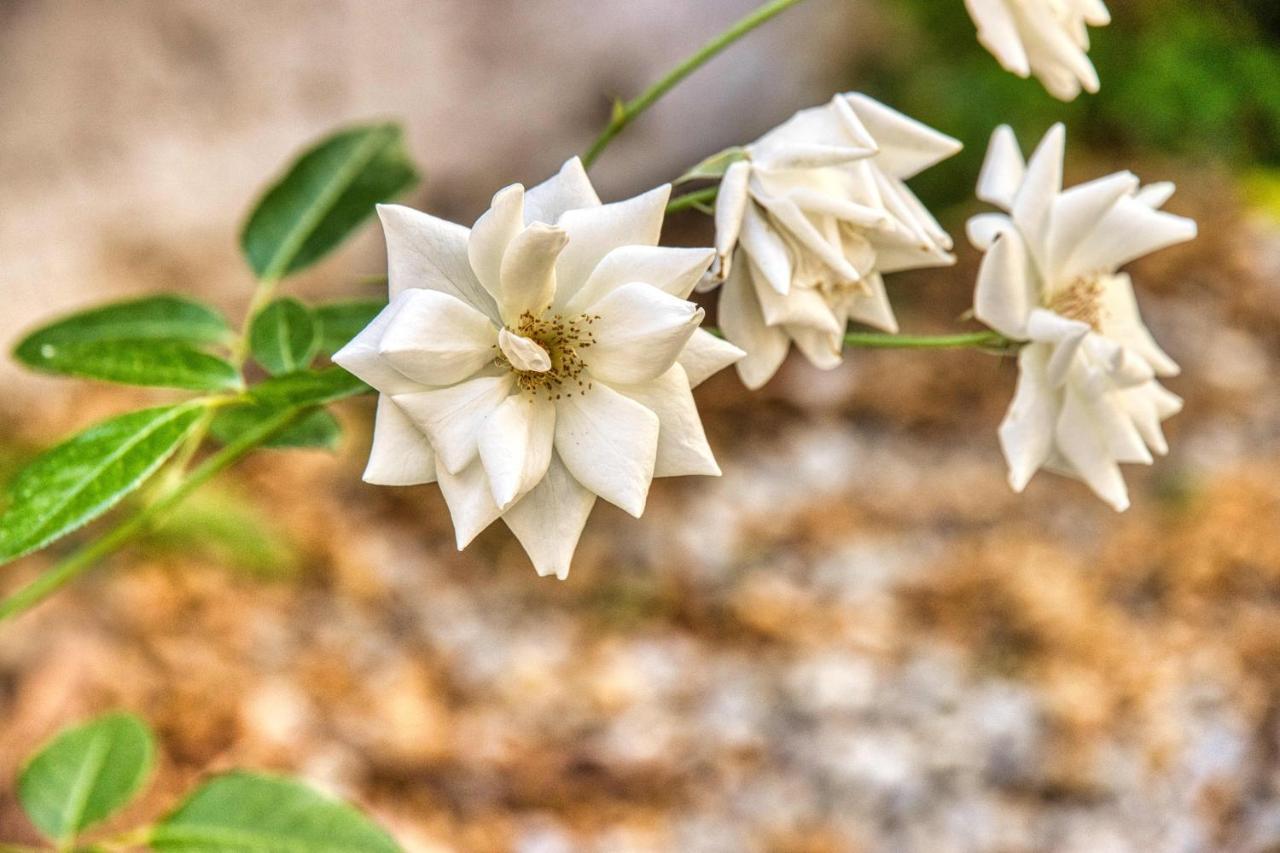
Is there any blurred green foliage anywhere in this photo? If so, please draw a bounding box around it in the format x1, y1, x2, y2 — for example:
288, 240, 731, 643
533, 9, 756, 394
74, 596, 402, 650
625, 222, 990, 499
140, 487, 299, 580
861, 0, 1280, 208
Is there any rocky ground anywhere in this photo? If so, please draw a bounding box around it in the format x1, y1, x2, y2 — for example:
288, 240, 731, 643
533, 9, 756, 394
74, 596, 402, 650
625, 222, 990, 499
1, 171, 1279, 852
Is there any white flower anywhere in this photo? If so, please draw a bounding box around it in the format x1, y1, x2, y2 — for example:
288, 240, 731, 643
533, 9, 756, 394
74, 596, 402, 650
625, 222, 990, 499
707, 93, 961, 389
965, 0, 1111, 101
334, 158, 744, 578
968, 124, 1197, 510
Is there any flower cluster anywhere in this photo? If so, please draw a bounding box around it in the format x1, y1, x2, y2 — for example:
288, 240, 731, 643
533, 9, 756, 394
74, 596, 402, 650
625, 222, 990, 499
706, 94, 962, 388
336, 9, 1193, 579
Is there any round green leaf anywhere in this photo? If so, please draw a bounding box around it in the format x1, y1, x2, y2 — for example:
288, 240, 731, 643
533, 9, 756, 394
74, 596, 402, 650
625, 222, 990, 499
314, 300, 386, 355
0, 403, 208, 564
151, 772, 400, 853
249, 298, 319, 376
17, 712, 155, 844
241, 123, 419, 281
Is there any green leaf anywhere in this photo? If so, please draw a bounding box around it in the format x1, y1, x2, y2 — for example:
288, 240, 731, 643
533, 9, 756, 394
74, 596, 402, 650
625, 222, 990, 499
314, 299, 386, 355
14, 296, 233, 350
249, 298, 319, 376
151, 772, 400, 853
17, 712, 155, 844
675, 146, 747, 184
0, 403, 207, 564
248, 367, 371, 408
16, 339, 240, 391
210, 405, 341, 451
242, 123, 419, 281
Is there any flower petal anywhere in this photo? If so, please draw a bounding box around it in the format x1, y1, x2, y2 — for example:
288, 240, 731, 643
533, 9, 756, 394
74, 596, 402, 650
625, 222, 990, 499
718, 260, 791, 389
524, 157, 601, 225
976, 125, 1026, 210
585, 282, 704, 386
503, 455, 597, 579
566, 246, 714, 314
788, 325, 843, 371
554, 381, 659, 518
552, 185, 671, 310
842, 271, 900, 333
1055, 386, 1131, 511
974, 227, 1036, 340
377, 204, 498, 322
437, 458, 503, 549
843, 93, 963, 180
477, 393, 556, 510
739, 201, 793, 295
363, 395, 438, 486
613, 364, 720, 478
966, 0, 1031, 77
468, 184, 525, 303
498, 222, 568, 325
1011, 123, 1065, 268
393, 374, 514, 475
1059, 195, 1197, 282
999, 344, 1057, 492
713, 161, 751, 280
378, 289, 499, 387
332, 292, 424, 396
678, 329, 745, 388
1047, 171, 1139, 274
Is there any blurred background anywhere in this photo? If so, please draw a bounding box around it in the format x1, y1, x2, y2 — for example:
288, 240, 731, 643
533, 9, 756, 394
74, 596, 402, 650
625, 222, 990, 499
2, 0, 1279, 850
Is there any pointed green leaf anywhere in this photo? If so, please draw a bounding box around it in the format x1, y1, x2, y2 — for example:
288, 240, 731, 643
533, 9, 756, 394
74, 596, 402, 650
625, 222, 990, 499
15, 296, 233, 349
675, 146, 747, 184
242, 123, 419, 281
249, 298, 319, 376
248, 367, 370, 408
151, 772, 400, 853
211, 405, 341, 450
18, 712, 155, 844
0, 403, 207, 564
16, 339, 240, 391
314, 299, 386, 355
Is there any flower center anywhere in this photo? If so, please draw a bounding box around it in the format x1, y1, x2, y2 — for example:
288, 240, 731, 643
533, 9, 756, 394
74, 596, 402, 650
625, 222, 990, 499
494, 310, 599, 399
1047, 276, 1104, 330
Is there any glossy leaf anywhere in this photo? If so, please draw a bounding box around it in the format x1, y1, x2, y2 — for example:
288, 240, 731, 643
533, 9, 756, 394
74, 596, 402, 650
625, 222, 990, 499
248, 367, 370, 408
249, 298, 319, 376
211, 404, 342, 450
314, 299, 385, 355
151, 772, 400, 853
0, 403, 207, 564
13, 296, 233, 350
241, 123, 418, 281
16, 339, 240, 391
17, 712, 155, 844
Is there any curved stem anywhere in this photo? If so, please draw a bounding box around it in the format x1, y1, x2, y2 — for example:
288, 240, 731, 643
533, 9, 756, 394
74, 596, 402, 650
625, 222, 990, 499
582, 0, 809, 168
0, 407, 304, 623
667, 186, 720, 214
842, 330, 1013, 350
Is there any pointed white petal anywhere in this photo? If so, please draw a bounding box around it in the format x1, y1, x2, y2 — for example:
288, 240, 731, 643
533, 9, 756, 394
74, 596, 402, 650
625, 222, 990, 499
613, 365, 720, 478
1060, 197, 1198, 281
967, 213, 1014, 251
498, 222, 567, 325
678, 329, 745, 388
1011, 124, 1065, 266
739, 202, 793, 295
503, 455, 596, 580
332, 291, 423, 395
478, 393, 555, 509
718, 261, 791, 389
377, 289, 499, 386
554, 381, 659, 517
974, 228, 1037, 340
585, 282, 704, 385
843, 93, 963, 179
1047, 171, 1140, 273
363, 395, 438, 486
377, 204, 498, 321
552, 185, 671, 310
567, 246, 714, 314
1097, 274, 1180, 376
524, 157, 601, 225
999, 344, 1057, 492
788, 325, 844, 371
1055, 386, 1131, 511
966, 0, 1031, 77
467, 184, 525, 302
393, 375, 514, 475
843, 272, 900, 333
437, 458, 503, 549
977, 125, 1026, 210
713, 161, 752, 280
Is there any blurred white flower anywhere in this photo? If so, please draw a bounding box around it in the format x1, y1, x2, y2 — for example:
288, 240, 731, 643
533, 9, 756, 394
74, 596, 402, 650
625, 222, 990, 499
706, 93, 962, 389
334, 158, 743, 578
968, 124, 1197, 510
964, 0, 1111, 101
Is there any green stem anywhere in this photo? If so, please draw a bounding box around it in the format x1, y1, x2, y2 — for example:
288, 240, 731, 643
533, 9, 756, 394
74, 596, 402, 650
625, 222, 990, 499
582, 0, 810, 168
667, 186, 720, 214
0, 407, 304, 623
842, 330, 1013, 350
229, 277, 279, 367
